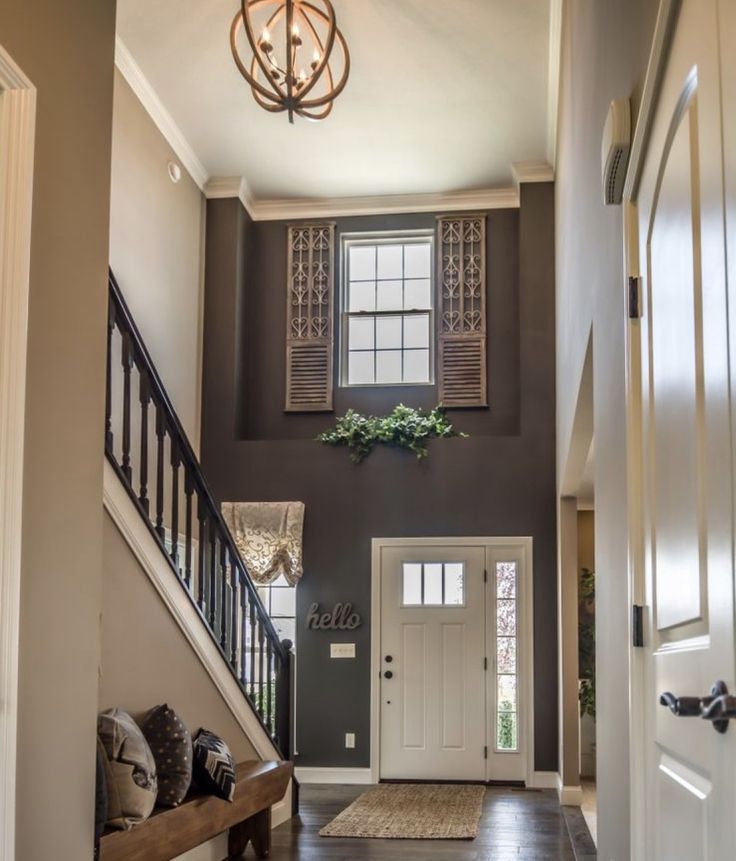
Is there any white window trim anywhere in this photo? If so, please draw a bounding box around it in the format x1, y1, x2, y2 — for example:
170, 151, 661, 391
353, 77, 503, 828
339, 230, 436, 388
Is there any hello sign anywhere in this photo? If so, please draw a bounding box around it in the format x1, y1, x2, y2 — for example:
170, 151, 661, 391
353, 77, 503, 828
307, 602, 362, 630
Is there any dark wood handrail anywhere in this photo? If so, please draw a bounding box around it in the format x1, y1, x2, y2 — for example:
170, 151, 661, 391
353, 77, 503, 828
105, 269, 292, 756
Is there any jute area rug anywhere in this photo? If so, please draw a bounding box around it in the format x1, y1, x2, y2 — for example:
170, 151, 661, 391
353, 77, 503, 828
319, 783, 486, 840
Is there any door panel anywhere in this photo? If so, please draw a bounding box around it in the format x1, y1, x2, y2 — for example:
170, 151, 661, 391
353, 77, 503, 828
635, 0, 736, 856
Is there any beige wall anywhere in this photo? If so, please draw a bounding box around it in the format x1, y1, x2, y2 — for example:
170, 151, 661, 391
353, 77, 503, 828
0, 1, 116, 857
577, 511, 594, 572
109, 70, 205, 449
100, 510, 258, 762
556, 1, 658, 858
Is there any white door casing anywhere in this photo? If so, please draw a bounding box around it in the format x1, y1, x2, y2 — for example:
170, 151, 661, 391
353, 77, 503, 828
626, 1, 736, 857
0, 42, 36, 861
371, 537, 533, 785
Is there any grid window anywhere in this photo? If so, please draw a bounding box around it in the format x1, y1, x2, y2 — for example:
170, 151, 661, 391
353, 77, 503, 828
401, 562, 465, 606
343, 235, 434, 386
257, 574, 297, 644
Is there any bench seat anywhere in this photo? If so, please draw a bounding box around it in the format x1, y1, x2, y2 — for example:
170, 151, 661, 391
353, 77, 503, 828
99, 760, 293, 861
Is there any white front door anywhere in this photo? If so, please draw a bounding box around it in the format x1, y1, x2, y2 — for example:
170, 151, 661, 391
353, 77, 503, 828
633, 0, 736, 856
377, 540, 529, 782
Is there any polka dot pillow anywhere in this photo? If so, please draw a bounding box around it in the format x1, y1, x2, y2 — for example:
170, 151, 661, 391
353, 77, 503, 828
139, 704, 193, 808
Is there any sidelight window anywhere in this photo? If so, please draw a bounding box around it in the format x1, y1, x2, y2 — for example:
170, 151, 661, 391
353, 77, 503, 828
495, 561, 519, 752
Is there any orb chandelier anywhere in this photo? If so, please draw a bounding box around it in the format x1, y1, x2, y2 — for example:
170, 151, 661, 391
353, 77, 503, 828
231, 0, 350, 123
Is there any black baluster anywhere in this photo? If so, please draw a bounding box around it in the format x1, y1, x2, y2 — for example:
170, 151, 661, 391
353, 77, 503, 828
197, 497, 207, 613
240, 582, 248, 686
249, 595, 257, 703
258, 618, 265, 718
170, 440, 180, 569
184, 470, 193, 588
230, 553, 239, 667
266, 639, 273, 736
105, 302, 115, 454
154, 405, 165, 542
121, 331, 133, 483
208, 526, 217, 630
138, 371, 150, 515
220, 541, 229, 653
276, 641, 293, 758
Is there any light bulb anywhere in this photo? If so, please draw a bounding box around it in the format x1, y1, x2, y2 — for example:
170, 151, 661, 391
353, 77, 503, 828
262, 27, 271, 42
313, 48, 321, 63
292, 23, 300, 37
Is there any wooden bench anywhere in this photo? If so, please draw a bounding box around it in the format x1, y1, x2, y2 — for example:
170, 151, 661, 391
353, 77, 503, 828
99, 760, 293, 861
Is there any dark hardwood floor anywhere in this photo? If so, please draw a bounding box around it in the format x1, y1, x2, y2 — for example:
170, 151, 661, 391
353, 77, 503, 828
250, 784, 596, 860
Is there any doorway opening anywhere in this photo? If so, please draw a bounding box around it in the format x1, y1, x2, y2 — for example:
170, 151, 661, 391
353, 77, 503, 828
370, 537, 534, 786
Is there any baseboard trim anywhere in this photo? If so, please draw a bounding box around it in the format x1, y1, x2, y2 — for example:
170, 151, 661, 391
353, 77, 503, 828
529, 771, 558, 790
295, 767, 373, 785
556, 774, 583, 806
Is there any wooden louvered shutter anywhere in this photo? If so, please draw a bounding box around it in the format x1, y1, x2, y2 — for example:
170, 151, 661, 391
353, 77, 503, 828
285, 223, 335, 412
436, 214, 487, 407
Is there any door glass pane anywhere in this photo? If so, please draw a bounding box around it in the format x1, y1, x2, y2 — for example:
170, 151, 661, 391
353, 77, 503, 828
497, 562, 517, 598
443, 563, 465, 605
402, 563, 423, 605
424, 563, 443, 604
497, 713, 517, 751
497, 637, 516, 673
498, 674, 517, 710
497, 600, 516, 636
495, 561, 519, 752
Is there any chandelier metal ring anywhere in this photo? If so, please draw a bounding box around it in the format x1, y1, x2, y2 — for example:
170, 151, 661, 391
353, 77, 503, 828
231, 0, 350, 123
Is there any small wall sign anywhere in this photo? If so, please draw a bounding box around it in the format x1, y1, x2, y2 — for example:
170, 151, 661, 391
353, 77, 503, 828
307, 602, 361, 630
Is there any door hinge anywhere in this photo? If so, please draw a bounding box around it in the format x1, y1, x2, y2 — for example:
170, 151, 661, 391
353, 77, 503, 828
628, 275, 641, 319
484, 746, 488, 759
484, 569, 488, 583
633, 604, 644, 647
484, 657, 488, 671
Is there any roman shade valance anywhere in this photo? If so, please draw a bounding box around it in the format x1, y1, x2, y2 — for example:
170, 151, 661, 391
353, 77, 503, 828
221, 501, 305, 586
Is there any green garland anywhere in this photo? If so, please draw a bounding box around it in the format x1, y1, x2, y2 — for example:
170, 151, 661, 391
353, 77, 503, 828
317, 404, 467, 463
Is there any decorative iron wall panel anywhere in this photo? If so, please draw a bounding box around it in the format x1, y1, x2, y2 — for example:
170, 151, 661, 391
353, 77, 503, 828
285, 223, 335, 411
436, 214, 487, 407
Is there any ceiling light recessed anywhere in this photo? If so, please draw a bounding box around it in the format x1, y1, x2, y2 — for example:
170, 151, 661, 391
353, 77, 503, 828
231, 0, 350, 123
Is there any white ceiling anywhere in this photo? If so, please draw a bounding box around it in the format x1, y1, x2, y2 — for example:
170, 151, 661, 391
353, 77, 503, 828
116, 0, 553, 202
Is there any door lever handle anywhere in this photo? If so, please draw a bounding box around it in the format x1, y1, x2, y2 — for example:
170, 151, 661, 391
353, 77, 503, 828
659, 692, 704, 717
660, 681, 730, 734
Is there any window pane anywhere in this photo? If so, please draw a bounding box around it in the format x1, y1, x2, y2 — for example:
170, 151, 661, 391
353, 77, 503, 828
404, 243, 431, 279
498, 674, 517, 711
377, 280, 403, 311
497, 562, 517, 598
257, 587, 271, 613
403, 313, 430, 348
403, 350, 429, 383
497, 712, 517, 751
376, 316, 402, 349
403, 563, 423, 605
350, 245, 376, 280
275, 617, 296, 643
404, 279, 432, 310
424, 563, 443, 604
270, 587, 296, 617
349, 316, 375, 350
349, 281, 375, 312
497, 599, 516, 636
348, 351, 375, 384
377, 244, 403, 279
497, 637, 516, 673
443, 563, 464, 605
271, 574, 291, 588
376, 350, 402, 383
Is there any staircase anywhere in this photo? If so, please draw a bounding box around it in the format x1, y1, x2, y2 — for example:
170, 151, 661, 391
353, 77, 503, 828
104, 270, 294, 776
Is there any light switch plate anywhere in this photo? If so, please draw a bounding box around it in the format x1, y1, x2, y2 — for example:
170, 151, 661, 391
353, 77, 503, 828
330, 642, 356, 659
345, 732, 356, 749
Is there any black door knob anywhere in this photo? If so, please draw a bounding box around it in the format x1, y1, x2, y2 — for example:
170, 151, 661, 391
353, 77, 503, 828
384, 670, 393, 679
385, 655, 393, 663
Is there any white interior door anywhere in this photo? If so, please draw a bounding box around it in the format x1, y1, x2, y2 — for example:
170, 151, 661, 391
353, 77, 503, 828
379, 544, 486, 780
634, 0, 736, 856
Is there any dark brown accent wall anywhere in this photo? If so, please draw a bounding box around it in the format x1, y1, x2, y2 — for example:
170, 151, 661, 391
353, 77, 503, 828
201, 183, 557, 770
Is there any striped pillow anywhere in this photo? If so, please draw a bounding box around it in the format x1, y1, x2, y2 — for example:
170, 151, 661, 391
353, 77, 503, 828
192, 728, 236, 802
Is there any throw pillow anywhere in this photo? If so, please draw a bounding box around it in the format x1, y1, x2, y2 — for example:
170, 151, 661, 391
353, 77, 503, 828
94, 737, 109, 855
140, 704, 193, 808
98, 708, 158, 830
192, 728, 236, 802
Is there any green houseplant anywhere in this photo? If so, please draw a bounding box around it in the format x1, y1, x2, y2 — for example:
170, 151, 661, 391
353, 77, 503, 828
578, 567, 596, 718
317, 404, 467, 463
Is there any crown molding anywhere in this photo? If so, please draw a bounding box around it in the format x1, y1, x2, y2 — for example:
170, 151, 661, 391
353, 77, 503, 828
511, 160, 555, 188
114, 35, 209, 190
203, 176, 256, 217
209, 186, 520, 221
547, 0, 564, 168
